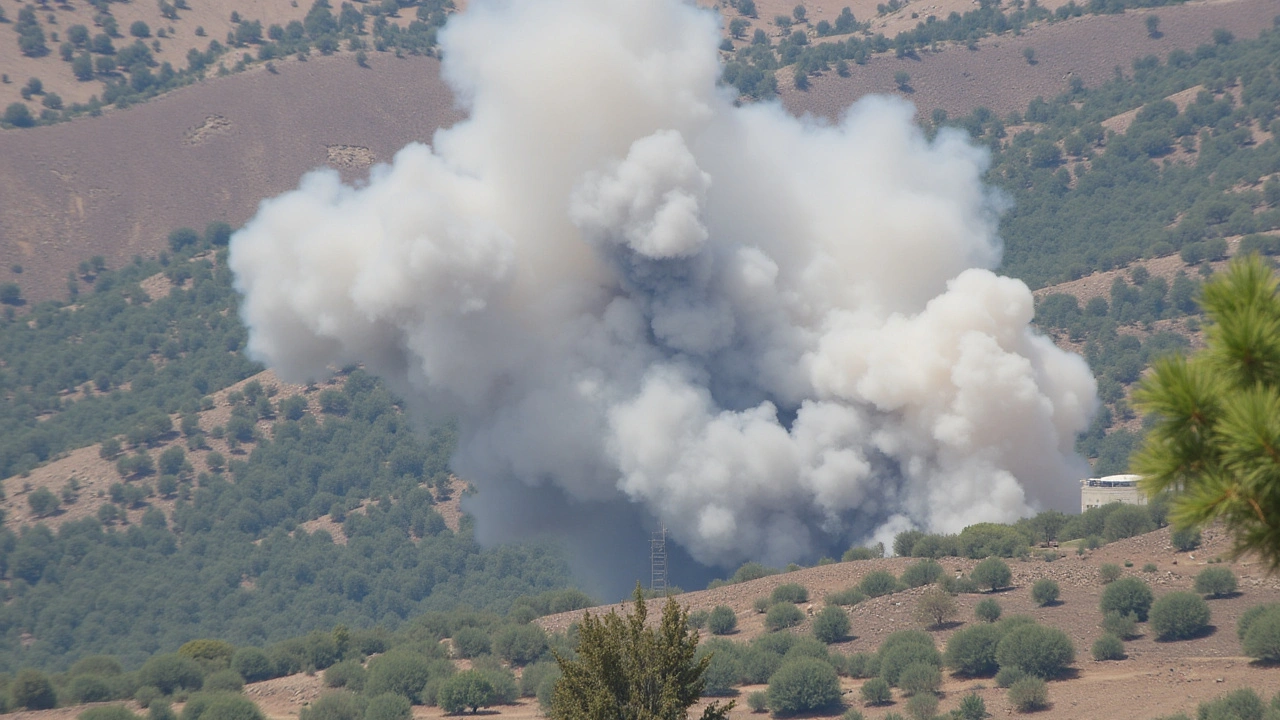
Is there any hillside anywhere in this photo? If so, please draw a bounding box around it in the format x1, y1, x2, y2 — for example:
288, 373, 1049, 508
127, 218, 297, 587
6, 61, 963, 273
0, 0, 1272, 305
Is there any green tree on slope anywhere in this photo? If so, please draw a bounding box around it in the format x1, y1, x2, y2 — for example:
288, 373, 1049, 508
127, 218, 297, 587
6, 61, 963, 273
1134, 255, 1280, 570
550, 586, 733, 720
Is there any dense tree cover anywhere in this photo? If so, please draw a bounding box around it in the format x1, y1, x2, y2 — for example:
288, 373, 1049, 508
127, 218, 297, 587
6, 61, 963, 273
0, 237, 580, 674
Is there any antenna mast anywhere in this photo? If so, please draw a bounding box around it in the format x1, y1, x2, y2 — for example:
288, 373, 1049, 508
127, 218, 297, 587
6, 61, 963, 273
650, 526, 668, 596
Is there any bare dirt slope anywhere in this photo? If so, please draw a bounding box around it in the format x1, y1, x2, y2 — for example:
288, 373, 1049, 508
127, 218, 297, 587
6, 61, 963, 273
535, 525, 1280, 719
781, 0, 1278, 121
0, 52, 460, 303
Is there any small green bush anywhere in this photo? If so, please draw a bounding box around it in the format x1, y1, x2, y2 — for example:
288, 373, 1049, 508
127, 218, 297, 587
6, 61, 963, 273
772, 583, 809, 604
1091, 634, 1125, 661
1101, 611, 1139, 640
1194, 567, 1237, 598
323, 661, 366, 692
878, 630, 941, 687
80, 708, 142, 720
956, 694, 987, 720
518, 662, 558, 698
753, 597, 771, 614
905, 693, 938, 720
687, 610, 708, 630
860, 677, 891, 706
994, 666, 1025, 688
1171, 527, 1201, 552
839, 709, 863, 720
1030, 579, 1059, 607
1197, 688, 1265, 720
975, 598, 1002, 622
971, 558, 1012, 592
1100, 577, 1153, 621
1150, 592, 1211, 641
859, 570, 900, 597
900, 559, 944, 588
297, 692, 362, 720
1240, 604, 1280, 662
451, 627, 490, 659
995, 624, 1074, 678
202, 670, 244, 693
811, 606, 850, 643
765, 602, 805, 631
843, 546, 880, 561
1007, 677, 1048, 712
181, 692, 264, 720
826, 588, 867, 606
1099, 564, 1122, 584
708, 606, 737, 635
766, 658, 842, 716
944, 623, 1002, 677
364, 694, 410, 720
231, 648, 273, 683
747, 691, 768, 712
896, 662, 941, 696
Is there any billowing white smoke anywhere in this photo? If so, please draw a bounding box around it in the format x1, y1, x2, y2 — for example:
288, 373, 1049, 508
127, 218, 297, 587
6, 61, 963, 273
229, 0, 1097, 569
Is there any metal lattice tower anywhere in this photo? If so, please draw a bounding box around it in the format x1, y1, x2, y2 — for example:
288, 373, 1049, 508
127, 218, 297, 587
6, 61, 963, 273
650, 526, 668, 596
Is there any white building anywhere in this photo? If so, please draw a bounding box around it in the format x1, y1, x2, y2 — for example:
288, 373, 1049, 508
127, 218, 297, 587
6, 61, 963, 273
1080, 474, 1147, 512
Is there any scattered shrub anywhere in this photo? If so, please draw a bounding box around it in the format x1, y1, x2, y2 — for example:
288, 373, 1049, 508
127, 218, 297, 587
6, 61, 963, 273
896, 662, 941, 696
139, 654, 205, 695
1239, 604, 1280, 662
905, 693, 938, 720
1030, 579, 1059, 607
708, 606, 738, 635
1148, 592, 1211, 641
772, 583, 809, 604
1194, 567, 1237, 598
181, 692, 264, 720
971, 558, 1012, 592
518, 662, 558, 698
765, 602, 804, 631
826, 588, 867, 606
1099, 564, 1122, 584
1091, 633, 1125, 661
80, 707, 142, 720
975, 598, 1002, 623
878, 630, 941, 686
956, 694, 987, 720
1171, 527, 1201, 552
812, 606, 851, 643
323, 661, 366, 692
995, 624, 1074, 678
843, 546, 880, 561
492, 624, 547, 666
900, 560, 944, 588
1100, 577, 1153, 621
1196, 688, 1265, 720
944, 623, 1002, 677
766, 658, 842, 716
437, 671, 494, 715
12, 669, 58, 710
859, 677, 891, 706
231, 648, 273, 683
859, 570, 900, 598
298, 692, 362, 720
1101, 611, 1140, 640
747, 691, 768, 713
202, 670, 244, 693
364, 694, 411, 720
994, 666, 1025, 688
1007, 677, 1048, 712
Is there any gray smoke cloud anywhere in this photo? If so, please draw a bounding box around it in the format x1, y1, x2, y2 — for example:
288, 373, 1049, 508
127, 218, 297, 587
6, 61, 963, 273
228, 0, 1098, 573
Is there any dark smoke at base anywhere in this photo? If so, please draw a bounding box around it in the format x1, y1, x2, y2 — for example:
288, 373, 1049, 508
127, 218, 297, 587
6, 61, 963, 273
228, 0, 1098, 589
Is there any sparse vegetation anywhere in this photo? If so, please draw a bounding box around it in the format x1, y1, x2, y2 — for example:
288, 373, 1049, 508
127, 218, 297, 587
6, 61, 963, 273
1091, 634, 1125, 661
1149, 592, 1211, 641
1101, 578, 1154, 622
1030, 579, 1059, 607
1194, 567, 1237, 599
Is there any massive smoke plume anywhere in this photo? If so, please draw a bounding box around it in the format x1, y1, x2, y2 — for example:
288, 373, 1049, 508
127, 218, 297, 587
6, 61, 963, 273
229, 0, 1097, 580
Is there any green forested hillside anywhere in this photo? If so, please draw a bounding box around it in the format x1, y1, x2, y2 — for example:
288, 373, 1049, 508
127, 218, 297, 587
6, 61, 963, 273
0, 235, 573, 674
